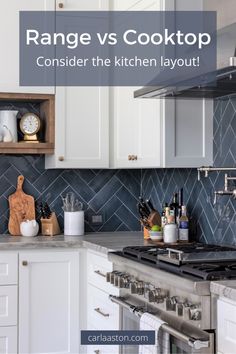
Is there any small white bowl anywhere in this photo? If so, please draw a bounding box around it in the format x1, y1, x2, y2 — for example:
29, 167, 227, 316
149, 231, 163, 241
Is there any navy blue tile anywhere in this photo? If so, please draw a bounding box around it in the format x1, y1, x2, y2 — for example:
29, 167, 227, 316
89, 177, 122, 212
62, 170, 94, 203
99, 214, 122, 232
116, 204, 139, 231
88, 170, 116, 193
34, 170, 61, 193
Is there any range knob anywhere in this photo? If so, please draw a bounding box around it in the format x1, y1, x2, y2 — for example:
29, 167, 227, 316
190, 306, 201, 321
147, 288, 164, 303
176, 303, 183, 317
164, 296, 178, 311
130, 281, 144, 295
107, 271, 121, 285
119, 274, 131, 288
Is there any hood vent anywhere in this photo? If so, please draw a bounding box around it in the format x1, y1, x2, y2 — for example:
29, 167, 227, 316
135, 22, 236, 100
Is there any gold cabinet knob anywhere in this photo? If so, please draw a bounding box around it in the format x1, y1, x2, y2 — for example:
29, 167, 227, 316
58, 156, 64, 161
128, 155, 132, 161
94, 351, 100, 354
58, 2, 64, 8
133, 155, 138, 160
22, 261, 28, 266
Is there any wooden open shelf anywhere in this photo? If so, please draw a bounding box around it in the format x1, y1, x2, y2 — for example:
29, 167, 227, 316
0, 93, 55, 155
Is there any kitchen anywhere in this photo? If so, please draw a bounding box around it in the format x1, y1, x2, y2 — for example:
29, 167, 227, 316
0, 0, 236, 354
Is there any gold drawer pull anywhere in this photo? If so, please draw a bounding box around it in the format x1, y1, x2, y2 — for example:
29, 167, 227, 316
94, 307, 109, 317
22, 261, 28, 266
58, 2, 64, 8
94, 351, 100, 354
94, 270, 106, 278
58, 156, 64, 161
128, 155, 138, 161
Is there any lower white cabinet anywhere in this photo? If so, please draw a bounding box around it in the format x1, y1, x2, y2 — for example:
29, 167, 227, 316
19, 251, 79, 354
0, 327, 17, 354
0, 287, 17, 327
217, 297, 236, 354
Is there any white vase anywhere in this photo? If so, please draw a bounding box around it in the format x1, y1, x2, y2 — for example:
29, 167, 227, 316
64, 211, 84, 236
0, 110, 18, 142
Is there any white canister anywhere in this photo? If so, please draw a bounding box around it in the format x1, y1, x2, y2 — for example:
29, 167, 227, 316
163, 223, 178, 243
0, 110, 18, 142
64, 211, 84, 236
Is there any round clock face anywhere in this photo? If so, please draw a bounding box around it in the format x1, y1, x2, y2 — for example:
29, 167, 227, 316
20, 113, 41, 135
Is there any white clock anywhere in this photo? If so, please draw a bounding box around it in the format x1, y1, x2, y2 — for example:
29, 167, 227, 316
20, 113, 41, 142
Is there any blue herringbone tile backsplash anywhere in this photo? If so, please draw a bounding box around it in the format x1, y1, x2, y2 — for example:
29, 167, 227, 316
0, 97, 235, 244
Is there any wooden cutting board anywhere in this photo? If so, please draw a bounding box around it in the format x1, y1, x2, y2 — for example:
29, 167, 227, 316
8, 175, 35, 236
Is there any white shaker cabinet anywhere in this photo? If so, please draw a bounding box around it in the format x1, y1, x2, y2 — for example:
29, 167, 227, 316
46, 0, 109, 169
19, 251, 79, 354
110, 0, 163, 169
0, 0, 55, 94
162, 99, 213, 168
0, 327, 17, 354
217, 298, 236, 354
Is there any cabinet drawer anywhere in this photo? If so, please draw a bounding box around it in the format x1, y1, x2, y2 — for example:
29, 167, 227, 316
0, 286, 17, 327
87, 252, 118, 294
0, 254, 17, 285
0, 326, 17, 354
87, 284, 119, 331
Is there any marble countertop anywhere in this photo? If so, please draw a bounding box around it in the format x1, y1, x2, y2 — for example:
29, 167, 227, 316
211, 280, 236, 302
0, 231, 150, 253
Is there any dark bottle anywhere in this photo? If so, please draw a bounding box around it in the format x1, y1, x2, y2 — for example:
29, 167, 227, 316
170, 193, 179, 223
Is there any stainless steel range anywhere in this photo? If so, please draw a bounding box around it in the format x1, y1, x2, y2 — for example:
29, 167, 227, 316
107, 243, 236, 354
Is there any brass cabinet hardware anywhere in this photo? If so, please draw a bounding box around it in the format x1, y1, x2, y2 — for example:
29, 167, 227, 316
58, 2, 64, 8
128, 155, 138, 161
22, 261, 28, 266
58, 156, 64, 161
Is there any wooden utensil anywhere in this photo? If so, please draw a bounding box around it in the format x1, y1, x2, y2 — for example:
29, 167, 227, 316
8, 175, 35, 236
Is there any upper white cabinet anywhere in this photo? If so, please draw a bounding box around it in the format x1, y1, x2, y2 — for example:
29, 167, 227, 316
110, 0, 163, 169
19, 251, 80, 354
46, 0, 109, 169
163, 99, 213, 168
111, 88, 162, 168
0, 0, 55, 94
45, 0, 213, 169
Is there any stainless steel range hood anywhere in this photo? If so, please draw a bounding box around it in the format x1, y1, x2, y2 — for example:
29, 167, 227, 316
135, 10, 236, 99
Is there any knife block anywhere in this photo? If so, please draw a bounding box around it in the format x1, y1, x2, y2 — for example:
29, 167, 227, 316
41, 212, 61, 236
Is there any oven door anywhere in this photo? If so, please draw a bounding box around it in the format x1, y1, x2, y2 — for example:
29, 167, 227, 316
110, 295, 215, 354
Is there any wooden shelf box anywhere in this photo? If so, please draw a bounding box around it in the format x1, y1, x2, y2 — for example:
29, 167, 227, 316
0, 93, 55, 154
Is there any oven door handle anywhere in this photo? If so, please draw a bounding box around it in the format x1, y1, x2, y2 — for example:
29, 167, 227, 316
109, 295, 209, 351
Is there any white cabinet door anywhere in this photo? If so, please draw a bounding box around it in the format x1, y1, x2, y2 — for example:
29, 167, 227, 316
217, 298, 236, 354
0, 0, 55, 94
46, 0, 109, 169
0, 253, 18, 286
111, 0, 162, 169
0, 287, 17, 327
163, 99, 213, 168
19, 251, 79, 354
0, 327, 17, 354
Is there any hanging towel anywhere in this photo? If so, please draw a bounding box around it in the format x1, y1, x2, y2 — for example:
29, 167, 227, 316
139, 312, 170, 354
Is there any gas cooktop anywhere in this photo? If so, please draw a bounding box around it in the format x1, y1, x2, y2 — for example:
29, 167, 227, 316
114, 243, 236, 281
